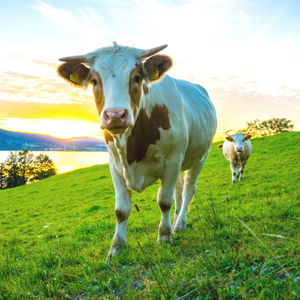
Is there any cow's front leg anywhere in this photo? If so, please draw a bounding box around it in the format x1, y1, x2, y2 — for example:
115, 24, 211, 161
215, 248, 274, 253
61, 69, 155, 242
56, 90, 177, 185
239, 160, 247, 181
107, 160, 132, 261
229, 159, 237, 184
157, 162, 181, 244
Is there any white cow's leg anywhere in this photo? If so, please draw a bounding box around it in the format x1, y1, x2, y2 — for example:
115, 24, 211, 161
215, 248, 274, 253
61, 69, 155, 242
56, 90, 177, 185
174, 152, 209, 233
107, 160, 132, 260
230, 159, 237, 184
173, 172, 183, 229
239, 160, 247, 181
157, 161, 181, 244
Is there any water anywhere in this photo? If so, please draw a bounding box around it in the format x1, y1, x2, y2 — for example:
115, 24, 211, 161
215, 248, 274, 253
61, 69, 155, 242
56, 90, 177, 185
0, 151, 109, 174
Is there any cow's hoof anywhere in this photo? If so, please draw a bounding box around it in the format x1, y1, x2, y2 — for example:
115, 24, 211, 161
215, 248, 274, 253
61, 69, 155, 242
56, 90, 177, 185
158, 225, 172, 243
239, 178, 243, 181
105, 247, 121, 262
173, 220, 187, 233
232, 180, 236, 184
157, 234, 172, 244
105, 234, 126, 262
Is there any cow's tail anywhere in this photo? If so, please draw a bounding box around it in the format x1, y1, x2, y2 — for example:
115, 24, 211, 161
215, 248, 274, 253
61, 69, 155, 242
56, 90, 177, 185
217, 144, 223, 149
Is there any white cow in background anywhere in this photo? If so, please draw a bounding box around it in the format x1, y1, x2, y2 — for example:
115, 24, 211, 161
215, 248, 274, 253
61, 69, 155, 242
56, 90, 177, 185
218, 133, 252, 183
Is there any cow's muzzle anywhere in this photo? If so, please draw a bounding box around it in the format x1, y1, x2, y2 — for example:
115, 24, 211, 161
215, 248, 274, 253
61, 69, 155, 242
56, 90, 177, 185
101, 108, 130, 134
236, 147, 243, 153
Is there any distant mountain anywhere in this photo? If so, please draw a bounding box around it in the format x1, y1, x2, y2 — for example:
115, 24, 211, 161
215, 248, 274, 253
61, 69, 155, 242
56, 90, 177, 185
0, 128, 107, 151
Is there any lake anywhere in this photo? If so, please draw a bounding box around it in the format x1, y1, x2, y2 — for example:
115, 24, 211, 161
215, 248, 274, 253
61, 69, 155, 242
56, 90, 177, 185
0, 151, 109, 174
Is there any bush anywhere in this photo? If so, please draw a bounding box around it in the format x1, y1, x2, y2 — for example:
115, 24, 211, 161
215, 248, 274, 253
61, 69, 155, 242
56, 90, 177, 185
0, 149, 57, 190
216, 118, 294, 141
242, 118, 294, 138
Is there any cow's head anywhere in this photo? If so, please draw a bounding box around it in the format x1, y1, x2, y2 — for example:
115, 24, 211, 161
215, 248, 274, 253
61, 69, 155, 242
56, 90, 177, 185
226, 133, 252, 154
57, 43, 173, 135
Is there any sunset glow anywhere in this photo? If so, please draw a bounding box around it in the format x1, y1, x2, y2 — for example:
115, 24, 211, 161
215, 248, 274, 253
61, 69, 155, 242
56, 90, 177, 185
1, 0, 300, 139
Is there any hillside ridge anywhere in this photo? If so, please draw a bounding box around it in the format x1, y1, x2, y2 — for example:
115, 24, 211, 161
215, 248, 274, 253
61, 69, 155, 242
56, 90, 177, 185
0, 128, 107, 151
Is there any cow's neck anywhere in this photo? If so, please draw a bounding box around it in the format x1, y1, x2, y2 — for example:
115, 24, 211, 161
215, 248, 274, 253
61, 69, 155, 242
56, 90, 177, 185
112, 129, 134, 187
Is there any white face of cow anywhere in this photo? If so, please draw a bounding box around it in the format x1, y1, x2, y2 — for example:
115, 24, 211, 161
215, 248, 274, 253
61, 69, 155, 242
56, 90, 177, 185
226, 133, 252, 154
90, 54, 138, 134
57, 43, 173, 135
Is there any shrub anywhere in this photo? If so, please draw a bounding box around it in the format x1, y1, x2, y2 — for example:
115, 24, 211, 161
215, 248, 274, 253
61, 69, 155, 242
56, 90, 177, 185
0, 149, 57, 189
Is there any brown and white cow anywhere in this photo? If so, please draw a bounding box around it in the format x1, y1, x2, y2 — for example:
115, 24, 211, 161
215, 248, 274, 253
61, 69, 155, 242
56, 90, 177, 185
57, 43, 217, 259
218, 133, 252, 183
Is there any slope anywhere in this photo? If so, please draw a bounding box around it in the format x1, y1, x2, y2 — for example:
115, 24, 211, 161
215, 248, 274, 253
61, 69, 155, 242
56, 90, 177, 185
0, 132, 299, 299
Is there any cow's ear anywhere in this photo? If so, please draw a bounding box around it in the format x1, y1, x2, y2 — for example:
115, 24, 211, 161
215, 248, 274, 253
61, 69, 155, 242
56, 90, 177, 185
245, 134, 252, 140
226, 136, 233, 142
143, 55, 173, 82
57, 62, 90, 88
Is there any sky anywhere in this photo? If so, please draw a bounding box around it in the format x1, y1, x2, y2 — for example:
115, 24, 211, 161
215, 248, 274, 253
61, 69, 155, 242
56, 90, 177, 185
0, 0, 300, 140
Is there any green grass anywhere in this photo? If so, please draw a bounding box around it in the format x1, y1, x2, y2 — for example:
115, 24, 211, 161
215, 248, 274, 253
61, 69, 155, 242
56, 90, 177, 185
0, 132, 300, 299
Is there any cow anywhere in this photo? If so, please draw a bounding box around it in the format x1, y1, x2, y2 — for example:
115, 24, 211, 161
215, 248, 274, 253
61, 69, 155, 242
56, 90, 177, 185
57, 43, 217, 260
218, 133, 252, 183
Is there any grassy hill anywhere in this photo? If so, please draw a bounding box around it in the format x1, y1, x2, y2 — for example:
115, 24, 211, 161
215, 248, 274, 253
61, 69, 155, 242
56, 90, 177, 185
0, 132, 299, 299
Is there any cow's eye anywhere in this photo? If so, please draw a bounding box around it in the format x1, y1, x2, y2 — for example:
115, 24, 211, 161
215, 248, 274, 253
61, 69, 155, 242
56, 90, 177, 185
243, 139, 246, 141
134, 76, 141, 84
233, 140, 235, 142
91, 79, 97, 86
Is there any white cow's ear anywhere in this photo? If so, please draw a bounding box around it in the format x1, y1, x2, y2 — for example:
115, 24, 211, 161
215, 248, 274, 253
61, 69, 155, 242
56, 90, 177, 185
226, 136, 233, 142
57, 62, 90, 88
245, 134, 252, 140
143, 55, 173, 82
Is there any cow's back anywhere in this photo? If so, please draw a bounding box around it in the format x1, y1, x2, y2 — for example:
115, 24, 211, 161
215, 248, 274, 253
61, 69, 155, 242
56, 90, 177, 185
152, 76, 217, 170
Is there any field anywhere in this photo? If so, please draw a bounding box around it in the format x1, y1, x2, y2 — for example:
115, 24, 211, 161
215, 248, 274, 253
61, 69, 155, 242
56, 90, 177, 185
0, 132, 300, 299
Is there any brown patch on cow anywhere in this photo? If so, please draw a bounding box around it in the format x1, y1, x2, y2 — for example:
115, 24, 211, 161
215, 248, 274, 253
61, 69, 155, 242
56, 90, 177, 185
91, 70, 105, 115
243, 143, 251, 160
159, 202, 172, 213
226, 136, 233, 142
143, 83, 149, 95
241, 170, 244, 174
129, 64, 143, 118
144, 55, 173, 82
104, 129, 114, 144
233, 172, 236, 176
126, 104, 171, 165
115, 209, 126, 224
57, 62, 90, 88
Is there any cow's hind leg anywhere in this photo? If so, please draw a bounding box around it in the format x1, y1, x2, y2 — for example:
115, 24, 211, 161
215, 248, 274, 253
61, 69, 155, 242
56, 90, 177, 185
106, 160, 132, 261
157, 160, 182, 244
239, 160, 247, 181
173, 172, 183, 229
173, 152, 209, 233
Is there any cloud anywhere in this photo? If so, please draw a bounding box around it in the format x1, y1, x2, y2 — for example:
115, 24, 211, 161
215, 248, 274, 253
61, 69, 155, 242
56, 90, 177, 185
34, 0, 115, 51
0, 71, 95, 104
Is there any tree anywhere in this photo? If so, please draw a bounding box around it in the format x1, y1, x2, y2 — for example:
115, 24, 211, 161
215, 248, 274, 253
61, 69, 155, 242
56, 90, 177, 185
0, 162, 7, 190
32, 154, 57, 180
2, 150, 57, 189
243, 118, 294, 138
